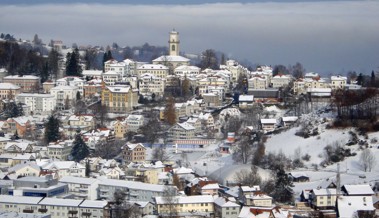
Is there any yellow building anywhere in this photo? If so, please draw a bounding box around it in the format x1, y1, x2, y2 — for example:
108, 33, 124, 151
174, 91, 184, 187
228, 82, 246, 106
113, 119, 128, 139
101, 85, 138, 113
155, 195, 214, 217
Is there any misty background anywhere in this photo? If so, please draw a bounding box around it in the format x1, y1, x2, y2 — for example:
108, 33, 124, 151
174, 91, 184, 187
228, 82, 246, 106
0, 1, 378, 74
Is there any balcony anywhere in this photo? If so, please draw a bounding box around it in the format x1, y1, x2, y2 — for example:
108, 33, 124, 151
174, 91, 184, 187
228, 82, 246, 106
82, 212, 92, 217
68, 210, 78, 215
23, 209, 33, 213
38, 208, 48, 213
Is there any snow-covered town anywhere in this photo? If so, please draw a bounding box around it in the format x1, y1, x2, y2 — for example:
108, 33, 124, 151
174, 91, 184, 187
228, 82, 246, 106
0, 28, 378, 218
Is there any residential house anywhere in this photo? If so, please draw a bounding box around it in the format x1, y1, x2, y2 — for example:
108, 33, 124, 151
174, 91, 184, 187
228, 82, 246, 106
0, 83, 21, 100
271, 74, 292, 88
198, 113, 215, 130
68, 114, 96, 131
341, 184, 374, 196
101, 85, 139, 113
245, 192, 273, 207
214, 196, 240, 218
99, 166, 124, 180
331, 75, 347, 90
248, 76, 268, 90
83, 81, 102, 99
0, 136, 12, 153
288, 172, 310, 182
41, 161, 86, 179
113, 119, 128, 139
260, 119, 277, 133
174, 65, 201, 78
281, 116, 298, 127
203, 93, 222, 107
4, 141, 34, 154
42, 80, 55, 93
6, 117, 34, 138
186, 117, 202, 134
168, 122, 196, 141
3, 75, 40, 93
8, 162, 41, 178
56, 76, 85, 96
337, 196, 375, 218
309, 188, 337, 209
125, 114, 144, 133
47, 140, 73, 160
239, 95, 254, 109
122, 143, 146, 164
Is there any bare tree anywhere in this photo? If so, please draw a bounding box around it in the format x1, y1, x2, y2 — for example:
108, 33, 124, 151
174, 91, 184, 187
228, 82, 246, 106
111, 189, 141, 218
359, 149, 376, 172
161, 186, 178, 218
152, 145, 169, 162
164, 96, 176, 125
232, 134, 254, 164
234, 165, 262, 186
93, 139, 124, 159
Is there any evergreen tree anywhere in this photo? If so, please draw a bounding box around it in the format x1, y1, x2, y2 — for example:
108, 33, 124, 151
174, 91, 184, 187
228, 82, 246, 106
17, 102, 24, 116
357, 73, 364, 86
48, 48, 59, 78
44, 115, 61, 144
371, 70, 376, 87
65, 48, 82, 77
272, 167, 294, 203
76, 91, 81, 101
71, 129, 90, 162
41, 62, 49, 83
102, 49, 113, 72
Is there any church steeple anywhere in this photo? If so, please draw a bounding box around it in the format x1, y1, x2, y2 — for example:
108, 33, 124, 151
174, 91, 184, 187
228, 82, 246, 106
169, 29, 180, 56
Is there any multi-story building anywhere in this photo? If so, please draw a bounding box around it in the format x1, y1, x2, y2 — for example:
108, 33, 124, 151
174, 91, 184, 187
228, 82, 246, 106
68, 114, 96, 131
174, 65, 201, 78
102, 71, 121, 86
331, 75, 347, 90
41, 161, 86, 179
59, 176, 100, 200
309, 188, 337, 209
0, 83, 21, 100
47, 141, 72, 161
168, 122, 196, 141
271, 74, 292, 88
125, 115, 144, 133
137, 64, 169, 79
248, 76, 268, 90
9, 175, 68, 197
98, 178, 169, 202
245, 192, 273, 207
138, 73, 165, 99
3, 75, 40, 93
113, 119, 128, 139
214, 196, 240, 218
155, 195, 215, 217
8, 163, 41, 178
101, 85, 138, 113
122, 143, 146, 163
198, 77, 228, 96
16, 93, 56, 115
83, 82, 102, 99
50, 85, 79, 110
0, 195, 109, 218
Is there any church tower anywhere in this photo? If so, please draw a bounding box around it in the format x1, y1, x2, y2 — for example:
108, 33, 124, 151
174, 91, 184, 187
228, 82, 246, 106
169, 29, 180, 56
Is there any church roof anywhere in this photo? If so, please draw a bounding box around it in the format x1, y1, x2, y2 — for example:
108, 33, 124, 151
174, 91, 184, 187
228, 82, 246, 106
153, 55, 190, 62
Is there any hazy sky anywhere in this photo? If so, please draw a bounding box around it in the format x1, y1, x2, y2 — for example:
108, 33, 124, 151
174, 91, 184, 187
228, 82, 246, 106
1, 0, 378, 74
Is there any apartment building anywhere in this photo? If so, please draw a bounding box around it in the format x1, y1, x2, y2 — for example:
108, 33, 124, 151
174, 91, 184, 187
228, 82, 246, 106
50, 85, 78, 110
101, 85, 138, 113
59, 176, 100, 200
16, 93, 56, 115
137, 64, 169, 79
155, 195, 215, 217
125, 115, 144, 133
3, 75, 40, 93
138, 73, 165, 99
168, 122, 196, 141
0, 83, 21, 99
122, 143, 146, 163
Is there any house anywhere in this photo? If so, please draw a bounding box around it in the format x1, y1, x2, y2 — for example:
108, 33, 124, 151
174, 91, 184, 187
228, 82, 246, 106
238, 206, 288, 218
99, 166, 124, 180
288, 172, 310, 182
331, 75, 347, 90
186, 117, 202, 134
271, 74, 292, 88
8, 162, 41, 178
248, 76, 269, 90
0, 136, 12, 153
341, 184, 374, 196
155, 195, 214, 217
122, 143, 146, 164
126, 114, 144, 133
245, 192, 273, 207
0, 83, 21, 100
102, 70, 121, 85
68, 114, 96, 131
337, 196, 375, 218
198, 113, 215, 130
41, 161, 86, 179
281, 116, 298, 127
113, 119, 128, 139
238, 95, 254, 109
214, 196, 240, 218
260, 119, 277, 133
6, 117, 34, 138
309, 188, 337, 209
168, 122, 196, 141
4, 141, 34, 154
47, 140, 73, 160
137, 64, 169, 79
